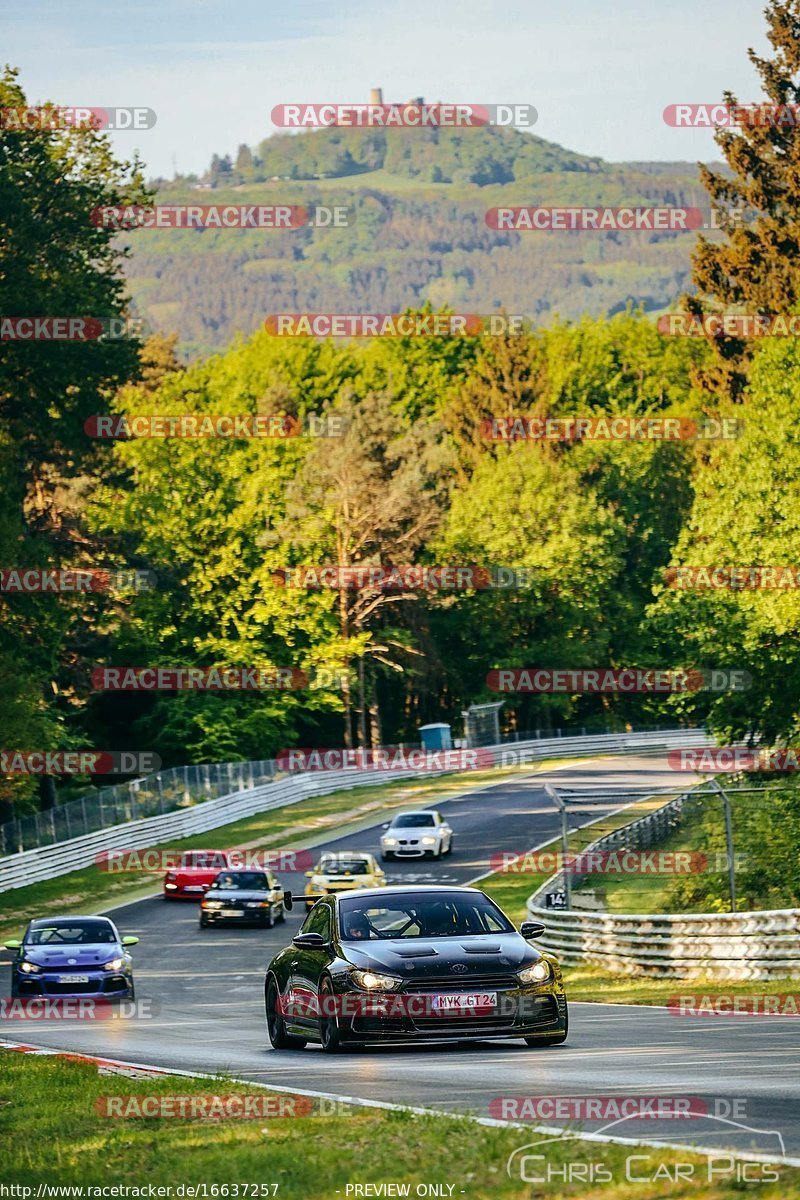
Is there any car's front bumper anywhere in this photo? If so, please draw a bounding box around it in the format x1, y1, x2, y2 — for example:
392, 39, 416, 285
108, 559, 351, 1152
380, 842, 440, 858
323, 984, 567, 1044
13, 970, 133, 998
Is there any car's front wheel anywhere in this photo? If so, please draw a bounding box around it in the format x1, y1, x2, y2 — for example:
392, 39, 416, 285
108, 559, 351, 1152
319, 977, 345, 1054
277, 903, 286, 923
380, 852, 393, 862
265, 979, 307, 1050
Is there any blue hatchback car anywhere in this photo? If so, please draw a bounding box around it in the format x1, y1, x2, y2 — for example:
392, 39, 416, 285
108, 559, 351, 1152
5, 916, 139, 1001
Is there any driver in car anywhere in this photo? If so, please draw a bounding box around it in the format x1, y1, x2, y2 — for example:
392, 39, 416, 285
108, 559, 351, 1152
343, 912, 373, 940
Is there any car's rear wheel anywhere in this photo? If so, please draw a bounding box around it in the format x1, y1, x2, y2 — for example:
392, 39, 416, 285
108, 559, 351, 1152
319, 978, 345, 1054
266, 979, 307, 1050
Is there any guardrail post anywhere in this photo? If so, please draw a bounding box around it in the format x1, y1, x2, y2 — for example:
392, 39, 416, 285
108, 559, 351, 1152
712, 778, 737, 913
545, 783, 571, 908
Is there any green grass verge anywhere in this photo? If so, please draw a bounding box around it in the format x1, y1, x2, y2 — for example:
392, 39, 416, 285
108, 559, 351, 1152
1, 1050, 793, 1199
0, 759, 578, 944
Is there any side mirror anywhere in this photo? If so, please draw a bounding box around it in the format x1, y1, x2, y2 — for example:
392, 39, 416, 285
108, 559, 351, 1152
304, 871, 314, 877
283, 890, 294, 911
520, 921, 546, 940
292, 931, 326, 948
381, 823, 390, 830
4, 939, 22, 950
121, 935, 139, 946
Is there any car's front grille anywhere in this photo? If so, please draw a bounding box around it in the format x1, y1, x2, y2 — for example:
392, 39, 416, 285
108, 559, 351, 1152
43, 981, 102, 995
402, 974, 520, 992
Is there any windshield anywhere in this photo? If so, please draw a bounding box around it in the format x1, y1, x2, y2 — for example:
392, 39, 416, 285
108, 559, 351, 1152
391, 814, 435, 828
210, 871, 269, 890
318, 857, 371, 875
180, 852, 228, 869
26, 921, 117, 946
338, 893, 513, 940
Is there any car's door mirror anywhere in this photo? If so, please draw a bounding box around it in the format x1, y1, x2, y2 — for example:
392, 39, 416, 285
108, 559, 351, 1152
121, 935, 139, 946
304, 870, 314, 877
520, 921, 546, 940
381, 823, 390, 830
292, 931, 326, 948
3, 939, 22, 950
283, 890, 294, 911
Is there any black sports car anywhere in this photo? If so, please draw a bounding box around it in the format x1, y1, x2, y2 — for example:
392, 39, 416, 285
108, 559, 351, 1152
264, 885, 567, 1052
199, 870, 291, 928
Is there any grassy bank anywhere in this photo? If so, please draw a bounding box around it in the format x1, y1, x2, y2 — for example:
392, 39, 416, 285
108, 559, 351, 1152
1, 1049, 792, 1199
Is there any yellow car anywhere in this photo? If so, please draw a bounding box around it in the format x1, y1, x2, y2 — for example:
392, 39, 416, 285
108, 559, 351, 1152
304, 851, 386, 911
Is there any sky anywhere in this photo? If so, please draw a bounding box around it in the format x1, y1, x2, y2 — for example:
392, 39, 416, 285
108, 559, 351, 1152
1, 0, 773, 180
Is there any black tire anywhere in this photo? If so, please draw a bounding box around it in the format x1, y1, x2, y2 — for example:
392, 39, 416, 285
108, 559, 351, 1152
380, 853, 393, 862
319, 977, 344, 1054
277, 904, 286, 923
264, 905, 275, 929
199, 916, 209, 928
446, 837, 454, 856
265, 979, 307, 1050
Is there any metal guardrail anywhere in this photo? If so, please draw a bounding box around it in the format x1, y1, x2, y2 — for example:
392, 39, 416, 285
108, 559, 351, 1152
0, 727, 710, 895
527, 788, 800, 981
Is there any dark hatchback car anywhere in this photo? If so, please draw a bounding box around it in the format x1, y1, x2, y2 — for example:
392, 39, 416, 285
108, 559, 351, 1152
199, 870, 291, 928
264, 885, 567, 1053
5, 916, 138, 1000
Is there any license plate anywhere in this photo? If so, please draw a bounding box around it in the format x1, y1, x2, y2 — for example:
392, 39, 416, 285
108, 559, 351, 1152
431, 992, 497, 1012
58, 974, 90, 984
221, 909, 244, 917
184, 885, 204, 892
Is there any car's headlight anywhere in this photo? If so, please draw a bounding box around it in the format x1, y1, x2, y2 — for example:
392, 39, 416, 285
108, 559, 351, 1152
103, 958, 125, 973
421, 836, 437, 846
165, 882, 178, 889
201, 900, 223, 909
19, 961, 41, 974
517, 961, 552, 985
382, 837, 397, 846
351, 969, 402, 992
245, 901, 269, 908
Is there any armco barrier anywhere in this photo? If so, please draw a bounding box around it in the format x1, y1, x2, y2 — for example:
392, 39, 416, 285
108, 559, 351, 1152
0, 728, 710, 894
527, 789, 800, 981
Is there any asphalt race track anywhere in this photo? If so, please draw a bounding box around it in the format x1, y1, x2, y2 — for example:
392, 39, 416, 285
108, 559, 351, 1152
2, 754, 799, 1163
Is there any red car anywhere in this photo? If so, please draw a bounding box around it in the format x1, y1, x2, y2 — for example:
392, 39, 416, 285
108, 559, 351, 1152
163, 850, 232, 899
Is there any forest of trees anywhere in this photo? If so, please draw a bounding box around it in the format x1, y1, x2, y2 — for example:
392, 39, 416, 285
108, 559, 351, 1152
3, 0, 800, 825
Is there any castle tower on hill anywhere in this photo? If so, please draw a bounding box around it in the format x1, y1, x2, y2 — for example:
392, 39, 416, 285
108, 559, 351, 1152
369, 88, 383, 106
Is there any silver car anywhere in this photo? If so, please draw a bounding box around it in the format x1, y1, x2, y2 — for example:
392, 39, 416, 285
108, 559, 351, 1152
380, 810, 453, 861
